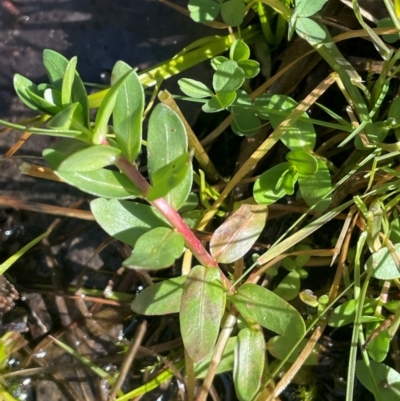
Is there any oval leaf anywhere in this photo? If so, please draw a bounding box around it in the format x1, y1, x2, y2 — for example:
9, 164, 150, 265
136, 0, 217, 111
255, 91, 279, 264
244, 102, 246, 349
57, 169, 140, 198
58, 145, 121, 172
273, 270, 301, 301
147, 153, 191, 201
232, 283, 305, 338
231, 108, 261, 136
188, 0, 219, 23
93, 67, 135, 143
297, 159, 331, 212
147, 104, 192, 210
91, 198, 169, 247
178, 78, 213, 99
180, 265, 224, 362
210, 204, 267, 263
253, 162, 290, 205
230, 40, 250, 62
131, 276, 186, 315
356, 360, 400, 401
268, 94, 316, 151
296, 17, 326, 43
61, 56, 77, 107
123, 227, 184, 270
234, 328, 264, 401
220, 0, 246, 27
213, 60, 245, 92
194, 337, 237, 378
366, 244, 400, 280
43, 140, 140, 198
43, 50, 90, 127
286, 149, 318, 175
267, 335, 323, 365
111, 61, 144, 163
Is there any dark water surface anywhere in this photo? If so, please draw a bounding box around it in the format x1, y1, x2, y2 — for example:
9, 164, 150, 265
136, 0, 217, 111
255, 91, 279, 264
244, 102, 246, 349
0, 0, 214, 117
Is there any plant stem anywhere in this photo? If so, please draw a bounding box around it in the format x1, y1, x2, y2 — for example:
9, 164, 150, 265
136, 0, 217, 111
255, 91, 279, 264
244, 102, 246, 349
115, 156, 219, 269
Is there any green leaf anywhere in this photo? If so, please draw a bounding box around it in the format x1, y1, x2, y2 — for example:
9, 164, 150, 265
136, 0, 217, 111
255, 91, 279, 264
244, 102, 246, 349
280, 167, 298, 196
43, 50, 90, 127
59, 169, 141, 198
93, 67, 135, 144
131, 276, 186, 315
238, 60, 260, 79
367, 325, 390, 362
210, 204, 267, 263
234, 328, 264, 401
194, 337, 236, 378
273, 270, 301, 301
211, 56, 229, 70
232, 283, 306, 338
378, 18, 399, 44
179, 192, 199, 212
328, 299, 356, 327
296, 0, 327, 18
220, 0, 246, 27
188, 0, 220, 23
328, 298, 377, 327
25, 88, 62, 115
147, 104, 192, 210
253, 162, 290, 205
267, 335, 322, 365
91, 198, 169, 247
356, 360, 400, 401
180, 265, 224, 362
13, 74, 60, 114
230, 40, 250, 62
123, 227, 184, 270
390, 219, 400, 243
43, 49, 68, 90
0, 231, 51, 275
43, 88, 62, 108
43, 140, 140, 198
365, 244, 400, 280
147, 153, 191, 201
111, 61, 144, 163
295, 17, 326, 43
61, 56, 77, 107
268, 95, 316, 151
178, 78, 213, 98
213, 60, 245, 92
182, 210, 204, 228
203, 91, 237, 112
47, 103, 90, 142
48, 101, 82, 130
298, 160, 331, 212
57, 145, 121, 172
286, 149, 318, 175
389, 97, 400, 128
231, 108, 261, 136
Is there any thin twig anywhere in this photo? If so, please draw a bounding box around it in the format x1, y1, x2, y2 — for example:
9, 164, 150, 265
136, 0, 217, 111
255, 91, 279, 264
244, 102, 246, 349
108, 320, 148, 400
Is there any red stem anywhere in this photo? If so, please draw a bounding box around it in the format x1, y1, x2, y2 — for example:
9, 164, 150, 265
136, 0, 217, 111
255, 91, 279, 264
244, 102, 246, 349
115, 156, 219, 269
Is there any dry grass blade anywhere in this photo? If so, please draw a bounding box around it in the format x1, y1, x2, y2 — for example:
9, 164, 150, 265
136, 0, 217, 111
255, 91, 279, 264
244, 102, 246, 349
0, 196, 94, 220
108, 320, 148, 400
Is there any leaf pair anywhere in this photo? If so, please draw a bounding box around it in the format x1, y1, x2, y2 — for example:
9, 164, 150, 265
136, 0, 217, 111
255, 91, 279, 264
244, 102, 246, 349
188, 0, 246, 27
288, 0, 328, 43
179, 40, 260, 114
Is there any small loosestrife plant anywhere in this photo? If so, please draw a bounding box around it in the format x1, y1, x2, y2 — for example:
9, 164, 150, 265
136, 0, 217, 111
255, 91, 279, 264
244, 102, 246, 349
8, 48, 307, 401
4, 0, 400, 400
